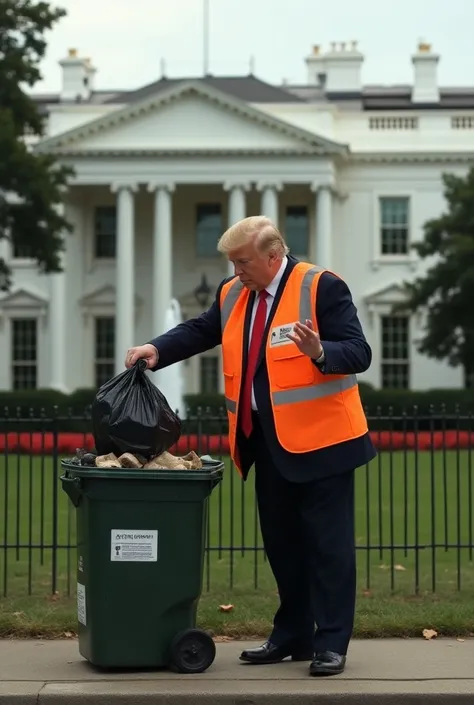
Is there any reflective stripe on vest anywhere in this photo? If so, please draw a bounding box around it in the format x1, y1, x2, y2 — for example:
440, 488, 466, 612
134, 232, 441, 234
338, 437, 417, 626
220, 265, 325, 332
220, 266, 357, 415
225, 397, 237, 413
220, 279, 244, 331
225, 374, 358, 414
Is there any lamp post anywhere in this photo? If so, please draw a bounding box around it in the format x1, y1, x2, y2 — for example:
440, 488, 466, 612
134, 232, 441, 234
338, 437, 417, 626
193, 273, 212, 309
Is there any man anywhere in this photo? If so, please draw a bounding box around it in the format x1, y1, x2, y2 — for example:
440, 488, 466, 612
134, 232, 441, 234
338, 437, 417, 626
126, 215, 376, 677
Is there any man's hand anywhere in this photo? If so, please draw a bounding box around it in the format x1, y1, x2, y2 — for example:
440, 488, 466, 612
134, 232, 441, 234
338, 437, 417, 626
125, 344, 159, 370
286, 320, 323, 359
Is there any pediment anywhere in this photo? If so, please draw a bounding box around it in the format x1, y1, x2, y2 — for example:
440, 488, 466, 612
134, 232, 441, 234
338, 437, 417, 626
34, 81, 348, 157
363, 281, 408, 306
80, 284, 142, 308
0, 285, 49, 311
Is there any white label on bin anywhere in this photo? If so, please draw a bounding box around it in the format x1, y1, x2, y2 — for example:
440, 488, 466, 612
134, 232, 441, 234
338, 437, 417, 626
77, 582, 86, 625
110, 530, 158, 562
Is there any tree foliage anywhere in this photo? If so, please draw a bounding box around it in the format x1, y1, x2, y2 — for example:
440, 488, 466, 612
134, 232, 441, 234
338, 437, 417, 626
0, 0, 74, 291
395, 166, 474, 375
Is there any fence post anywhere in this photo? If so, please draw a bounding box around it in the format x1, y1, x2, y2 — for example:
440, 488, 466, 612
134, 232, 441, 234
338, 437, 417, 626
51, 405, 59, 595
2, 407, 9, 597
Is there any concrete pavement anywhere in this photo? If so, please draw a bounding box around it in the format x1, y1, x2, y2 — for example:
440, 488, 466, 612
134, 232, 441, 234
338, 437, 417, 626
0, 637, 473, 703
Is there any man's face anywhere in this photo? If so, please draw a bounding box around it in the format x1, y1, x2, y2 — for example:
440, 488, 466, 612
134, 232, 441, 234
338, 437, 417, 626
228, 239, 281, 291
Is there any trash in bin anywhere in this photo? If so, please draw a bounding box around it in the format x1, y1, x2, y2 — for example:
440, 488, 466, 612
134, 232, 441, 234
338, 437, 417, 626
61, 455, 224, 673
91, 359, 182, 460
70, 447, 205, 471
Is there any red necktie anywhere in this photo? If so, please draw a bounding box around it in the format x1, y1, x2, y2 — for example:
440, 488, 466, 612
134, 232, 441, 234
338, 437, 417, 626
240, 290, 268, 437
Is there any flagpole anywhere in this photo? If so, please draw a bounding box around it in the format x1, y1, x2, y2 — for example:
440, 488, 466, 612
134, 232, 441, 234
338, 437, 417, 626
203, 0, 209, 75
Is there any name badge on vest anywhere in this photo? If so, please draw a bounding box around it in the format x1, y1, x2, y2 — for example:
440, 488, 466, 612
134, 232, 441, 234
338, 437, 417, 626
270, 322, 297, 347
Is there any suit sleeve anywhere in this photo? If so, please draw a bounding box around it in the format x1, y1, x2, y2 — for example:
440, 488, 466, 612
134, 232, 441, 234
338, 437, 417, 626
147, 280, 227, 371
314, 272, 372, 375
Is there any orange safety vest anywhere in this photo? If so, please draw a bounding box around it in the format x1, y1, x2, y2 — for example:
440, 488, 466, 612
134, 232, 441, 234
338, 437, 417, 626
220, 262, 368, 474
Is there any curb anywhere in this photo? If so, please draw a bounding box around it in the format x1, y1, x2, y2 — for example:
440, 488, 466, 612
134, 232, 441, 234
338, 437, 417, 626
3, 679, 474, 704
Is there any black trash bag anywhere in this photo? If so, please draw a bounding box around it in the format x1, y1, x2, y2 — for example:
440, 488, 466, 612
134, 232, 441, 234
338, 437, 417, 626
91, 360, 182, 459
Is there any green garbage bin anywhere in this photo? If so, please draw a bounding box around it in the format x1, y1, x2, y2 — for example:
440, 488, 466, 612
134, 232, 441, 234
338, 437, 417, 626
61, 456, 223, 673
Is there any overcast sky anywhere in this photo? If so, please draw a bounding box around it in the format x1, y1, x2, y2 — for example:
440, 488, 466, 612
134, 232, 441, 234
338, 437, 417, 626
35, 0, 474, 93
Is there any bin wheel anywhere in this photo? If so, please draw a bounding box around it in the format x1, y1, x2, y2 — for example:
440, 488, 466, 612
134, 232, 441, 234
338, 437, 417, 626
169, 628, 216, 674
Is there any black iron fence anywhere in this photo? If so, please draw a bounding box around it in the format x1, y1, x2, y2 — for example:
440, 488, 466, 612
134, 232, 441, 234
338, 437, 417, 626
0, 406, 473, 599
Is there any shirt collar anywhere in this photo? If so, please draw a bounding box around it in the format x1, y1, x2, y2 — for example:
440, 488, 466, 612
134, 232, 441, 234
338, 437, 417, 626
264, 256, 288, 298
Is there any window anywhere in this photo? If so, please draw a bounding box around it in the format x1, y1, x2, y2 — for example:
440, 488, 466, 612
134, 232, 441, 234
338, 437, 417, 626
11, 318, 37, 390
94, 317, 115, 388
285, 206, 309, 256
381, 315, 410, 389
196, 204, 222, 257
12, 242, 35, 259
200, 356, 219, 394
379, 197, 409, 255
94, 206, 116, 258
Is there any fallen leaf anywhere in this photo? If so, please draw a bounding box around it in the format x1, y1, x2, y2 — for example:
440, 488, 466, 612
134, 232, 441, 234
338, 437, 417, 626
12, 611, 24, 617
219, 604, 234, 613
213, 635, 233, 642
362, 589, 372, 597
422, 629, 438, 640
63, 631, 74, 638
394, 564, 406, 571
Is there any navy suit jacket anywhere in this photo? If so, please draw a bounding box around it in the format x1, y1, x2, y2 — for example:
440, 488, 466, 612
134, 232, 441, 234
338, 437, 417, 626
149, 256, 377, 482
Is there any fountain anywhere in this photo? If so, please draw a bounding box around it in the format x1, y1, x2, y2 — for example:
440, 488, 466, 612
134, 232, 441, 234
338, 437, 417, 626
153, 298, 187, 419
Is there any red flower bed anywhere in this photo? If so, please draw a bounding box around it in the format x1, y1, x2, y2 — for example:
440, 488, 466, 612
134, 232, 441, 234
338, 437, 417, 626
369, 430, 473, 450
0, 431, 473, 455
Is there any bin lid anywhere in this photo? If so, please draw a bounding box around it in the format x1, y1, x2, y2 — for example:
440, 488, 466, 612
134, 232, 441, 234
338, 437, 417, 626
61, 454, 224, 481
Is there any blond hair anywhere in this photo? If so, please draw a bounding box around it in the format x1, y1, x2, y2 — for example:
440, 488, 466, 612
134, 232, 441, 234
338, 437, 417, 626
217, 215, 289, 257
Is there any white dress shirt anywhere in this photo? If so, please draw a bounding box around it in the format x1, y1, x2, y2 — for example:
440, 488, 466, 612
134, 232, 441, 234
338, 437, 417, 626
248, 256, 288, 410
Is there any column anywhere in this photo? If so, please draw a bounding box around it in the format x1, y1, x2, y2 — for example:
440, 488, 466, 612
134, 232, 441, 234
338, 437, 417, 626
257, 181, 282, 225
148, 182, 174, 338
49, 202, 67, 391
224, 182, 249, 275
112, 183, 137, 375
312, 183, 332, 268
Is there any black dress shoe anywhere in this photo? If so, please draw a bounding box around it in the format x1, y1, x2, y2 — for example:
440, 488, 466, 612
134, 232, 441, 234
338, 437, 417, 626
309, 650, 346, 676
240, 641, 313, 664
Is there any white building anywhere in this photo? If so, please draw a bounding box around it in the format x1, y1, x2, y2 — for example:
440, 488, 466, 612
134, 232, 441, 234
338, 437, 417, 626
1, 41, 473, 395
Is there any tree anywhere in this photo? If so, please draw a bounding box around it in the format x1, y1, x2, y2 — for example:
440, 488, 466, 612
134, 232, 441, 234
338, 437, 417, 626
395, 166, 474, 379
0, 0, 74, 291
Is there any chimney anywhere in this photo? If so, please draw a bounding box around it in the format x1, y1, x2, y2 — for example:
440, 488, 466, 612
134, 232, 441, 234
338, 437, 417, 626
305, 44, 326, 86
305, 42, 364, 93
324, 41, 364, 93
59, 48, 97, 102
411, 41, 440, 103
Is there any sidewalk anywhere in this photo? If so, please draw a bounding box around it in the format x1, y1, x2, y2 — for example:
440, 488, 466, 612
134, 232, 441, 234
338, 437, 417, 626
1, 638, 473, 703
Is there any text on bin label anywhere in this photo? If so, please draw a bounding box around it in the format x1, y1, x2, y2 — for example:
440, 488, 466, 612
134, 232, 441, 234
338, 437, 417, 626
110, 529, 158, 562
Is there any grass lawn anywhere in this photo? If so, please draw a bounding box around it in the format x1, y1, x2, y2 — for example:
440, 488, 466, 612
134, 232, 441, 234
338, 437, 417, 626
0, 449, 473, 639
